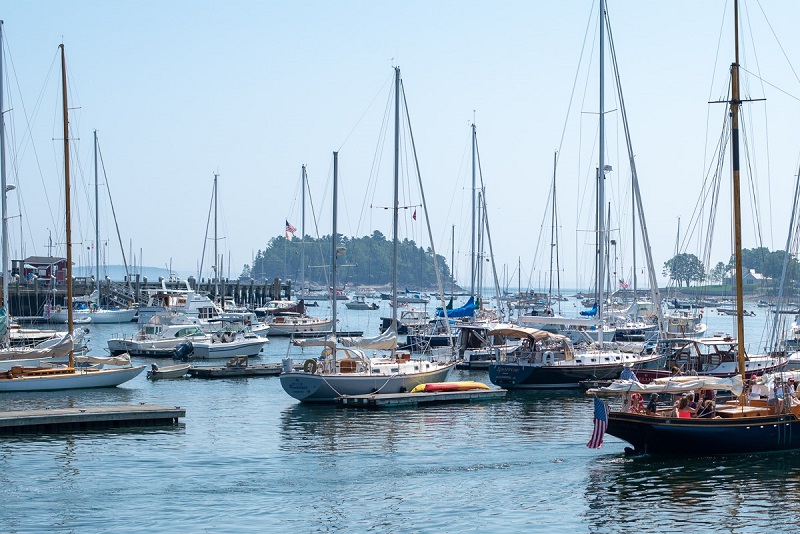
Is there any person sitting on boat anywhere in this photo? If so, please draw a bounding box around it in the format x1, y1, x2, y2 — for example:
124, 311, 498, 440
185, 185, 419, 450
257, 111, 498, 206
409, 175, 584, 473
671, 396, 692, 418
768, 379, 785, 413
686, 392, 698, 416
696, 399, 716, 418
645, 393, 659, 415
670, 365, 683, 376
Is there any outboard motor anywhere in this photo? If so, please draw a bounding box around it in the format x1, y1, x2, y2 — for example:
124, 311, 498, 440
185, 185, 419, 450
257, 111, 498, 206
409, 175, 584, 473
282, 357, 293, 373
173, 341, 194, 361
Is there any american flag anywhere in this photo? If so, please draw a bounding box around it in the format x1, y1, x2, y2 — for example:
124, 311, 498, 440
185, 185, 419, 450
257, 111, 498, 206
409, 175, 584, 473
618, 278, 629, 289
587, 396, 610, 449
285, 220, 297, 238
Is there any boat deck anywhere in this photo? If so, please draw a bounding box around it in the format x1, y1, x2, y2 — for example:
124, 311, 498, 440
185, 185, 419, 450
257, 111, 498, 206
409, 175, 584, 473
337, 388, 506, 408
0, 404, 186, 434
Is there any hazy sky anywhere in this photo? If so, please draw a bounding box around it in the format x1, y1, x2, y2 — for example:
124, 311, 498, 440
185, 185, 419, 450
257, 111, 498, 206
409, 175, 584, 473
3, 1, 800, 291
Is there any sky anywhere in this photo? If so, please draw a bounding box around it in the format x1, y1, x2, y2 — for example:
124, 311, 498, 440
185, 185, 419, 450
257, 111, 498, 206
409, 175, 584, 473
3, 1, 800, 291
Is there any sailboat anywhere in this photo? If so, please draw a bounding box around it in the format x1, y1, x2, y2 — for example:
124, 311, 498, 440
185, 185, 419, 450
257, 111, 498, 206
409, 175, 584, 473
45, 131, 136, 324
0, 43, 144, 391
487, 1, 664, 389
589, 0, 800, 455
279, 68, 455, 403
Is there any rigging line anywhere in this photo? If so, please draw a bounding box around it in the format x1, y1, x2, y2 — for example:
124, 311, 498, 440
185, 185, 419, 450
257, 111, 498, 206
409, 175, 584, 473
2, 35, 59, 253
754, 0, 800, 88
738, 113, 765, 249
337, 72, 393, 152
400, 80, 452, 337
359, 82, 392, 238
738, 66, 800, 103
96, 139, 131, 286
474, 130, 502, 304
742, 0, 773, 249
197, 178, 214, 282
555, 0, 596, 164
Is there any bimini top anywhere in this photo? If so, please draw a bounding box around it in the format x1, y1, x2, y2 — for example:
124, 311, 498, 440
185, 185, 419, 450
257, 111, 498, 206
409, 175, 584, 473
487, 324, 567, 342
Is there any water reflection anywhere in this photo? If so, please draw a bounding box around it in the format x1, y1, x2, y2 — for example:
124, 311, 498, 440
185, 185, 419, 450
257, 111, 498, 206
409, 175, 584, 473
585, 452, 800, 531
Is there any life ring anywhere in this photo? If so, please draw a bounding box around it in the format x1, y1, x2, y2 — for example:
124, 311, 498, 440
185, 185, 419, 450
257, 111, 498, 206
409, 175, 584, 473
543, 351, 555, 365
303, 359, 318, 374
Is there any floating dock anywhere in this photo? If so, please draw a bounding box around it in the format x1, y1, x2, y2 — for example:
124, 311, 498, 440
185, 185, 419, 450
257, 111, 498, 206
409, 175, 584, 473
337, 388, 506, 408
188, 361, 301, 378
0, 404, 186, 435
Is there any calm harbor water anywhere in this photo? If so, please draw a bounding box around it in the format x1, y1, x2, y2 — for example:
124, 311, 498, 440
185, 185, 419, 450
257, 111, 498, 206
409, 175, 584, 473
2, 298, 799, 533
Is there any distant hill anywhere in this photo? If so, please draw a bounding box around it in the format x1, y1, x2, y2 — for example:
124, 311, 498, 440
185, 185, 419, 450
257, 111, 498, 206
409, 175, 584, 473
73, 265, 196, 282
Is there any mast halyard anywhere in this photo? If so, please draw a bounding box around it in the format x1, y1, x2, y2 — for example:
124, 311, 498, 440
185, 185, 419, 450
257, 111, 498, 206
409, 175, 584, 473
331, 152, 338, 346
300, 164, 306, 297
730, 0, 746, 381
94, 130, 100, 296
0, 20, 9, 344
391, 67, 400, 337
470, 122, 476, 300
60, 44, 74, 368
596, 0, 606, 347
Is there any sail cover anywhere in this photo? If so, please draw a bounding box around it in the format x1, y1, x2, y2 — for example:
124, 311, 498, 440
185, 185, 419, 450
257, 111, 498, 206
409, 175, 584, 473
340, 330, 398, 351
437, 296, 475, 318
587, 375, 744, 398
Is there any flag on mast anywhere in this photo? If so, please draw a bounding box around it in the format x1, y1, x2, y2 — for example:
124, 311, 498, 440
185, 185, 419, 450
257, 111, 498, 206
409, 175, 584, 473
285, 220, 297, 238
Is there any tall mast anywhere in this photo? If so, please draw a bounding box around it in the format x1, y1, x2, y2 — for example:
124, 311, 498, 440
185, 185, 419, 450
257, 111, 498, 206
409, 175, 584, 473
60, 44, 74, 367
213, 173, 218, 299
596, 0, 606, 346
0, 20, 9, 335
450, 224, 455, 296
300, 164, 306, 296
331, 152, 338, 341
391, 66, 400, 329
470, 122, 476, 298
548, 150, 557, 306
731, 0, 746, 379
94, 130, 100, 296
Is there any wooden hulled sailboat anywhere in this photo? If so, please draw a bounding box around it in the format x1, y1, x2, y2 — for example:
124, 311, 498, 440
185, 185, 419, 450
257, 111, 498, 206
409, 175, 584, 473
589, 0, 800, 455
0, 43, 144, 391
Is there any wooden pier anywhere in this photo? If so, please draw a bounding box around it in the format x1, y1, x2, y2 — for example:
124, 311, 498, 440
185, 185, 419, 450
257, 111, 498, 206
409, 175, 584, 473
336, 388, 506, 408
0, 404, 186, 435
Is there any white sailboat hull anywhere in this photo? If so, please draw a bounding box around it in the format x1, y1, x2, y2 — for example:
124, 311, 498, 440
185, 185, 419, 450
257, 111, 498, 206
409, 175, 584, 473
48, 308, 137, 324
0, 366, 145, 392
280, 361, 456, 402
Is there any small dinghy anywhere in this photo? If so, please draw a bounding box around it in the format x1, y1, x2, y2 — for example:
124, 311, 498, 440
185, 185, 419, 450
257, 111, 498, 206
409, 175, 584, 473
410, 381, 490, 393
147, 363, 190, 380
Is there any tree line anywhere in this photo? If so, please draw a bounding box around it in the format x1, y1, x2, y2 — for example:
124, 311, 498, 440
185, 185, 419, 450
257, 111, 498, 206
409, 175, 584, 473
663, 247, 800, 288
240, 231, 455, 288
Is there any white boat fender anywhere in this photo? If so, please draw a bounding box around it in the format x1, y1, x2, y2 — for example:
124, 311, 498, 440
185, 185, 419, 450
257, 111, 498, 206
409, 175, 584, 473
303, 359, 318, 374
543, 351, 555, 365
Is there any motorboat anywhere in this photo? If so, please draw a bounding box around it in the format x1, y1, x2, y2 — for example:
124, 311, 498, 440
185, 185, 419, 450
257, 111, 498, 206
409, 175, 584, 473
146, 362, 190, 380
180, 327, 267, 359
107, 314, 207, 357
345, 295, 379, 310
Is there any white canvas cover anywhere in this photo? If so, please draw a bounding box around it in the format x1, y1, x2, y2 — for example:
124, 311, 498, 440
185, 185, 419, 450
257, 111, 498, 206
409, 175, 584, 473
339, 330, 398, 351
587, 375, 745, 398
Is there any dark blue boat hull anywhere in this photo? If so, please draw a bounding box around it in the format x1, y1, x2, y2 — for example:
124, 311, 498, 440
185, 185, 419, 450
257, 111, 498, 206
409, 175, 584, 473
607, 412, 800, 454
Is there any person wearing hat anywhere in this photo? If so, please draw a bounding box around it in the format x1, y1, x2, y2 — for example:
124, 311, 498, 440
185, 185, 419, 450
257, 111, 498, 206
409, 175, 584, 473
645, 393, 659, 415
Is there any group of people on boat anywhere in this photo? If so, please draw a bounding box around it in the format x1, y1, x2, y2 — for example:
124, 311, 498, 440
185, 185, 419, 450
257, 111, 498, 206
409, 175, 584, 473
622, 390, 718, 419
748, 374, 800, 413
